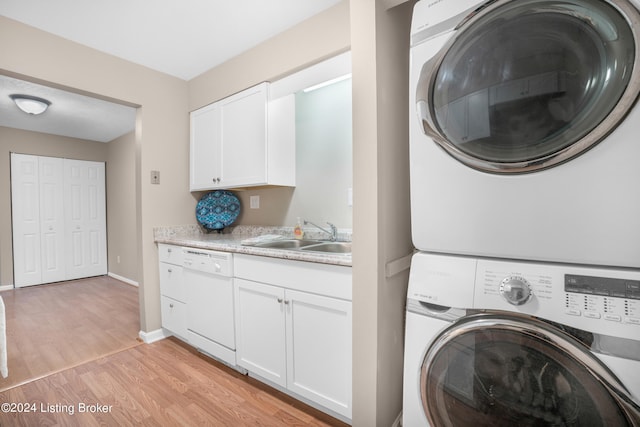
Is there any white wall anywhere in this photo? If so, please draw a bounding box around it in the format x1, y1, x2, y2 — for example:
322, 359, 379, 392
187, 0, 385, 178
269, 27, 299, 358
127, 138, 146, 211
286, 78, 352, 228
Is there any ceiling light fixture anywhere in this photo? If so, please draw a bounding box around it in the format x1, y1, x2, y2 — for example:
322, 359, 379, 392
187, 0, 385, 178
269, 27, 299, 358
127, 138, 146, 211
9, 94, 51, 115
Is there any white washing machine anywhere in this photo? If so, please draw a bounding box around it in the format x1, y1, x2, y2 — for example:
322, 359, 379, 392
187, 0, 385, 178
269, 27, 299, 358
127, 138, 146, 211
403, 252, 640, 426
409, 0, 640, 268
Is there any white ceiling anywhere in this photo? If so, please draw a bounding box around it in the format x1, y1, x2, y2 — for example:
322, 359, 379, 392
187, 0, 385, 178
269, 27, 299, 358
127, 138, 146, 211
0, 0, 341, 142
0, 75, 137, 143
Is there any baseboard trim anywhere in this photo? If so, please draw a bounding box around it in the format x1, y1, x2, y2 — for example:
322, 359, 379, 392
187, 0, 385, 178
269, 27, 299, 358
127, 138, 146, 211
139, 328, 169, 344
108, 272, 138, 287
0, 284, 14, 292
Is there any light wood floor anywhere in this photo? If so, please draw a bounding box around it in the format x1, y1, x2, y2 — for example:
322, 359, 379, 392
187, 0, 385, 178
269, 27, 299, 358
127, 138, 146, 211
0, 277, 348, 426
1, 276, 141, 391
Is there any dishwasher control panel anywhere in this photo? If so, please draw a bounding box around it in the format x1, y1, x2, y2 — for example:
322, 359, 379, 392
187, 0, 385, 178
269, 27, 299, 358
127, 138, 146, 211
182, 248, 232, 276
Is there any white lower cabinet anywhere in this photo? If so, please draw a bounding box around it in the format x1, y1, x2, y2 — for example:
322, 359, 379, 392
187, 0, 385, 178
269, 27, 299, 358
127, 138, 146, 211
235, 279, 287, 386
157, 246, 352, 421
160, 294, 187, 339
234, 254, 352, 421
158, 244, 188, 340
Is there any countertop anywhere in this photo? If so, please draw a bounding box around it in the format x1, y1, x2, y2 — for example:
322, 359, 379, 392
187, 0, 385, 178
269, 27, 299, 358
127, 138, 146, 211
154, 225, 352, 267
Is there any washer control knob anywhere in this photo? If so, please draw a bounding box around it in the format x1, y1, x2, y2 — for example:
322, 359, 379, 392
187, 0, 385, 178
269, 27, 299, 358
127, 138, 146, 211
500, 276, 532, 306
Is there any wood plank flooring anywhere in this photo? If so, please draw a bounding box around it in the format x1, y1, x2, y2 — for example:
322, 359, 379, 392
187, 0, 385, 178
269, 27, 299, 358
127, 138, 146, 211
1, 276, 141, 391
0, 277, 349, 426
0, 337, 348, 426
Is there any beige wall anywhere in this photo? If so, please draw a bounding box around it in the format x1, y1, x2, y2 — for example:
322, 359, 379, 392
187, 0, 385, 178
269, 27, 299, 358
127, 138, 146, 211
351, 0, 414, 425
188, 1, 351, 111
1, 15, 193, 333
106, 131, 138, 283
0, 126, 108, 286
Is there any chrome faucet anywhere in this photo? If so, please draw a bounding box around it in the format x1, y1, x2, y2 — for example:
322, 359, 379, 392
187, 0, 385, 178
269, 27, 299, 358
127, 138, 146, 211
303, 220, 338, 241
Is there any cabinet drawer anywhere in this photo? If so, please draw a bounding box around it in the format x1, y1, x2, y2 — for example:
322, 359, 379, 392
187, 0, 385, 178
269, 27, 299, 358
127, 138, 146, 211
158, 244, 183, 265
161, 296, 187, 339
159, 262, 184, 302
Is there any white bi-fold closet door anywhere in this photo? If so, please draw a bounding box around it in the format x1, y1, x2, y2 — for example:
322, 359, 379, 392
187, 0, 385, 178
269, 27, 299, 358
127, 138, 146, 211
11, 153, 107, 288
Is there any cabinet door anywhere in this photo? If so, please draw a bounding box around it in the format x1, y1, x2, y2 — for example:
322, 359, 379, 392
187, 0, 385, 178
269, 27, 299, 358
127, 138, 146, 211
219, 82, 268, 187
234, 278, 286, 387
190, 102, 222, 191
161, 296, 187, 339
286, 289, 352, 419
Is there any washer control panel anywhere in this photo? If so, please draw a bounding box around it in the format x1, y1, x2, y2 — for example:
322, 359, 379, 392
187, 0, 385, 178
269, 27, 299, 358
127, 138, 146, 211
565, 274, 640, 324
474, 258, 640, 340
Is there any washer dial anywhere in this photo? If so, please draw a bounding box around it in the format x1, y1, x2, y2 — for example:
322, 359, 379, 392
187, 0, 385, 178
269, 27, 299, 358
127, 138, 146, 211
500, 275, 532, 306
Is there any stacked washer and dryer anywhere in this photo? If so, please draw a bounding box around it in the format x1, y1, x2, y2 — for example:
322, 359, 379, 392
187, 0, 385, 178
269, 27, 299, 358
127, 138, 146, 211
404, 0, 640, 425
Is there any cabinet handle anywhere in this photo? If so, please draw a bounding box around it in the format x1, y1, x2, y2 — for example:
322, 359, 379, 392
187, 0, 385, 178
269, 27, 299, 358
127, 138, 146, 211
284, 300, 290, 305
277, 298, 283, 303
167, 248, 172, 253
167, 268, 172, 273
169, 303, 174, 308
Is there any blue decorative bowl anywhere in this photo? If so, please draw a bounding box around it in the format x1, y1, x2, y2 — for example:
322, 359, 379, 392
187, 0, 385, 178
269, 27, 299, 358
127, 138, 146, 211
195, 190, 241, 231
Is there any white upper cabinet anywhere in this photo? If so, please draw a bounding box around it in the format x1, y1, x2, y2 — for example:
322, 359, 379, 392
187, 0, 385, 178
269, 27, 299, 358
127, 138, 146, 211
189, 82, 295, 191
190, 102, 221, 190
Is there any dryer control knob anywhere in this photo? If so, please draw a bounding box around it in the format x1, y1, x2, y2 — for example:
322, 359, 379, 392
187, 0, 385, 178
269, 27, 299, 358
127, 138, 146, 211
500, 276, 532, 306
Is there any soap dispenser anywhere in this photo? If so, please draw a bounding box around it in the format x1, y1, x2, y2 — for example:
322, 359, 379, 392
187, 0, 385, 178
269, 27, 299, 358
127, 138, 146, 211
294, 217, 304, 240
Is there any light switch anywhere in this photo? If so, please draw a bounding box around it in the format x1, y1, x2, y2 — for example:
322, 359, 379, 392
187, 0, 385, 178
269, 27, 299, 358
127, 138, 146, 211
250, 195, 260, 209
151, 170, 160, 184
347, 188, 353, 207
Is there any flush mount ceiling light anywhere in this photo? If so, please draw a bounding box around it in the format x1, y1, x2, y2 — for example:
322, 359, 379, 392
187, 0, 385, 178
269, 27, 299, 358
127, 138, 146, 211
9, 94, 51, 115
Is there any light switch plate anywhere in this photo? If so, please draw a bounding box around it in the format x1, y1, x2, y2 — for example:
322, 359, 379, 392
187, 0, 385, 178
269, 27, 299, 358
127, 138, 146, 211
250, 195, 260, 209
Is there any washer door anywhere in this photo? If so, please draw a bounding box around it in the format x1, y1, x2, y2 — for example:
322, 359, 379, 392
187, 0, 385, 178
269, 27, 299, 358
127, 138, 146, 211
416, 0, 640, 173
420, 313, 640, 426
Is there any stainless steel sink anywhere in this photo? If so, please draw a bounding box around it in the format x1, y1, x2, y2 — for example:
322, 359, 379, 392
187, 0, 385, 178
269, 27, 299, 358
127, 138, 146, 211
254, 239, 321, 249
250, 238, 351, 254
301, 242, 352, 254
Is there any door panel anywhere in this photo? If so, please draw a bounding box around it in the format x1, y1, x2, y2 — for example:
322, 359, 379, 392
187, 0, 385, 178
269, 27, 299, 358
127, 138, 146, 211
11, 154, 42, 287
64, 159, 107, 280
39, 156, 65, 283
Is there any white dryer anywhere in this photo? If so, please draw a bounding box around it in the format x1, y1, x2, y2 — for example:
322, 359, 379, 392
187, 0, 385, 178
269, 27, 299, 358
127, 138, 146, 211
403, 252, 640, 426
409, 0, 640, 268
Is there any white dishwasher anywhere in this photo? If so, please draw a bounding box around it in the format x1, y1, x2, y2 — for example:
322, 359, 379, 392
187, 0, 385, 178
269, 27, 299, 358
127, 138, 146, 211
182, 248, 236, 366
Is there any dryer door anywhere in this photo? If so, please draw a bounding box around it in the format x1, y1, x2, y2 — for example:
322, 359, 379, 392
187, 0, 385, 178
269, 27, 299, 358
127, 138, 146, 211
416, 0, 640, 173
420, 313, 640, 426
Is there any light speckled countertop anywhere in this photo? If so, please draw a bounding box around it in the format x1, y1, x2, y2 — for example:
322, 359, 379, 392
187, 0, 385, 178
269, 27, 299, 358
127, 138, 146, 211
154, 225, 352, 267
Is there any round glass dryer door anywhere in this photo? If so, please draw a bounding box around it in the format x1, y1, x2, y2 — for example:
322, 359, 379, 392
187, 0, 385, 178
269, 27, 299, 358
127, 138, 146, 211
416, 0, 640, 173
420, 313, 640, 426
